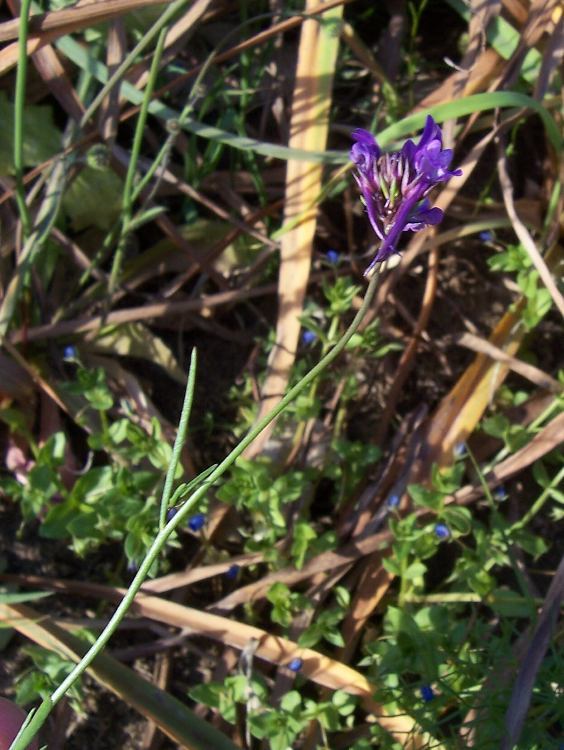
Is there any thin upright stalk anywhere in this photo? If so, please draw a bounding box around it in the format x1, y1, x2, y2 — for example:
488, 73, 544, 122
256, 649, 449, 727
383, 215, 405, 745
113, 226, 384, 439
9, 270, 382, 750
108, 27, 168, 296
13, 0, 33, 237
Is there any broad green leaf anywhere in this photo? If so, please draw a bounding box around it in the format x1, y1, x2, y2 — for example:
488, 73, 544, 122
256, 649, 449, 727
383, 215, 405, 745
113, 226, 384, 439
94, 322, 187, 384
0, 92, 61, 175
63, 166, 123, 230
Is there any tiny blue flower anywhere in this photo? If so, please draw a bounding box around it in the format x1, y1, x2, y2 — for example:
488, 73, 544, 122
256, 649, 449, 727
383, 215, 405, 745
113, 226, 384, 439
387, 493, 400, 508
166, 507, 177, 522
63, 345, 78, 361
434, 523, 450, 540
326, 249, 340, 264
420, 684, 435, 702
127, 559, 138, 573
479, 230, 494, 242
188, 513, 206, 532
226, 564, 240, 579
493, 485, 507, 502
301, 330, 317, 345
454, 442, 466, 457
288, 657, 303, 672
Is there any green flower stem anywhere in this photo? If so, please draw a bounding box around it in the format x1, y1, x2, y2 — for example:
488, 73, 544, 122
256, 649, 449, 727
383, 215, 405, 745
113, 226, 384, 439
509, 466, 564, 533
13, 0, 33, 238
79, 0, 187, 129
10, 270, 382, 750
404, 592, 548, 605
122, 28, 167, 221
159, 349, 198, 530
466, 445, 534, 607
109, 27, 168, 296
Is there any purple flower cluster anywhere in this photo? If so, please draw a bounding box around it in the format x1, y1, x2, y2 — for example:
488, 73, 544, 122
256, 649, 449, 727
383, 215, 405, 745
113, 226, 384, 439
350, 116, 462, 276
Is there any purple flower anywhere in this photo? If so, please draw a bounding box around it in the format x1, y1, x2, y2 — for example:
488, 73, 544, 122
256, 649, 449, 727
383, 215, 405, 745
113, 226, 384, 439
350, 116, 462, 276
326, 249, 340, 264
420, 684, 435, 702
226, 564, 240, 579
166, 507, 177, 522
188, 513, 206, 532
434, 523, 450, 540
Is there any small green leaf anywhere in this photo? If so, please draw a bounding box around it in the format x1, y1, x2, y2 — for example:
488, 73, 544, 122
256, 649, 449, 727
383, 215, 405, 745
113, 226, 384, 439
0, 92, 61, 175
281, 691, 302, 712
63, 166, 123, 230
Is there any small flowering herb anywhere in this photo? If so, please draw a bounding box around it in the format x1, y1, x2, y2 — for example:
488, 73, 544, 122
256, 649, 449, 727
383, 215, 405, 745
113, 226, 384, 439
63, 345, 78, 361
454, 442, 466, 458
225, 563, 240, 579
301, 330, 317, 346
188, 513, 206, 532
350, 115, 462, 276
326, 249, 340, 264
479, 230, 495, 242
434, 523, 450, 540
420, 684, 435, 702
288, 657, 303, 672
166, 507, 177, 522
386, 493, 400, 509
493, 485, 507, 501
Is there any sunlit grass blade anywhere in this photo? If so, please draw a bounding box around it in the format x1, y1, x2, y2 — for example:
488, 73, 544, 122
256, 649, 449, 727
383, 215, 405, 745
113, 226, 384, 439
57, 33, 563, 161
0, 579, 435, 748
0, 601, 241, 750
419, 243, 563, 470
244, 0, 343, 456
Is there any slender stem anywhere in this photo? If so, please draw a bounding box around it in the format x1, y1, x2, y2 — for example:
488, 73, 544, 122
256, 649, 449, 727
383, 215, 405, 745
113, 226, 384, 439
466, 445, 535, 608
122, 28, 167, 219
109, 28, 168, 296
14, 0, 33, 237
9, 270, 381, 750
79, 0, 187, 129
509, 466, 564, 533
159, 349, 198, 529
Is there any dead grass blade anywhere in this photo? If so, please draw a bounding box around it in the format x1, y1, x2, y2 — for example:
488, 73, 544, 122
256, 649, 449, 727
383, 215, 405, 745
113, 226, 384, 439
457, 411, 564, 503
0, 0, 170, 43
27, 38, 84, 122
128, 0, 214, 93
0, 577, 425, 745
453, 332, 562, 393
244, 0, 343, 458
496, 137, 564, 318
140, 553, 264, 594
501, 553, 564, 750
413, 243, 563, 472
212, 529, 393, 612
0, 601, 241, 750
99, 19, 126, 141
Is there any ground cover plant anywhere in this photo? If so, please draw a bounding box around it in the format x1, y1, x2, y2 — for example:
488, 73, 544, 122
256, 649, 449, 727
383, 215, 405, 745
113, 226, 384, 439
0, 0, 562, 748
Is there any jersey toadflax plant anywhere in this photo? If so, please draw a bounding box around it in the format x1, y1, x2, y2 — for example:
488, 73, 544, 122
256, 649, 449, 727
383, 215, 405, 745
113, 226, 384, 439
351, 115, 462, 277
